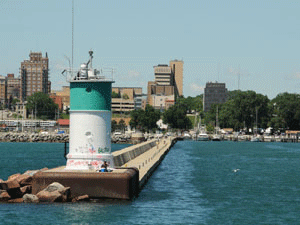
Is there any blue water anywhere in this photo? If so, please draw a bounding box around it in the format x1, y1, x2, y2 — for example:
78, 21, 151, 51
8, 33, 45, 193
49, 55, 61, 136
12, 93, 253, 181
1, 141, 300, 224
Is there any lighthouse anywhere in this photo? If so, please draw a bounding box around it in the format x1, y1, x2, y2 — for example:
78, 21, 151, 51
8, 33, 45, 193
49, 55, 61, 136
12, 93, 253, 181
66, 51, 114, 170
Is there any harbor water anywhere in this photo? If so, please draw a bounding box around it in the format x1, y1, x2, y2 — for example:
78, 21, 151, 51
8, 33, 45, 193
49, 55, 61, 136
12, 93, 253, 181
1, 141, 300, 224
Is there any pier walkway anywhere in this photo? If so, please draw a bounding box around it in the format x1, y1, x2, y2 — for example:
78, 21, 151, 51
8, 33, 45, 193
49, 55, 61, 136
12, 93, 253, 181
113, 136, 176, 188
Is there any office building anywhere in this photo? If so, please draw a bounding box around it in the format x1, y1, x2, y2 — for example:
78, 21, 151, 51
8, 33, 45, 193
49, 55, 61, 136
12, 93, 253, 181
203, 82, 228, 112
111, 87, 143, 113
20, 52, 50, 101
147, 60, 183, 110
154, 64, 173, 86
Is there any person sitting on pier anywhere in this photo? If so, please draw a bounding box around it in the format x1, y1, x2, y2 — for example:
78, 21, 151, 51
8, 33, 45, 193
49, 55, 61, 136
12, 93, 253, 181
100, 161, 108, 172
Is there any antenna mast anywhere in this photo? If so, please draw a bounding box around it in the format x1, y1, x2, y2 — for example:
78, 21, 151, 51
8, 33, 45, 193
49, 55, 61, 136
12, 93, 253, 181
238, 64, 241, 90
72, 0, 74, 75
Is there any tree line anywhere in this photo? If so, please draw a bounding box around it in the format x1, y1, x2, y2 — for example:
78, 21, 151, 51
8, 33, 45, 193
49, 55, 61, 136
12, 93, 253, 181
128, 91, 300, 132
205, 91, 300, 132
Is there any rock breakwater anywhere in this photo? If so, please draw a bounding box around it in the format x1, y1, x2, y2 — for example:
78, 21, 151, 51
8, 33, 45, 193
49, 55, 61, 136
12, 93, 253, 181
0, 132, 69, 143
0, 170, 91, 203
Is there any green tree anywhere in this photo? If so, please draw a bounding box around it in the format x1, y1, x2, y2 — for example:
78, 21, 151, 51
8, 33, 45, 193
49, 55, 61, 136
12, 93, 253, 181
26, 92, 58, 120
118, 119, 126, 132
111, 120, 118, 132
205, 90, 270, 131
111, 91, 120, 98
122, 94, 129, 100
129, 105, 160, 132
141, 105, 160, 131
268, 92, 300, 130
176, 95, 203, 113
129, 109, 143, 130
163, 104, 192, 130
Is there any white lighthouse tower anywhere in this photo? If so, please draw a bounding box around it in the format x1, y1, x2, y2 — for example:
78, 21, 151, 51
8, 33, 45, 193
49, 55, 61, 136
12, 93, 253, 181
66, 51, 114, 170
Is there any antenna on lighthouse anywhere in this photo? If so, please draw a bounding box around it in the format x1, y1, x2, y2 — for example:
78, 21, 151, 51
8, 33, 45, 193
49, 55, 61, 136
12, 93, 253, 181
89, 50, 93, 69
72, 0, 74, 77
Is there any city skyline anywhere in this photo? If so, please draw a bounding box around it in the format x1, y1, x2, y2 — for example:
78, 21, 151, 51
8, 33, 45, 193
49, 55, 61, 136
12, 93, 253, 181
1, 0, 300, 99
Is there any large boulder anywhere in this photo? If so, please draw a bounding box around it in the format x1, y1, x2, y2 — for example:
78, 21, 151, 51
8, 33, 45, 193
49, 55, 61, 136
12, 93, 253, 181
0, 179, 20, 190
11, 174, 32, 186
23, 194, 39, 203
0, 190, 11, 202
36, 182, 71, 203
7, 173, 21, 181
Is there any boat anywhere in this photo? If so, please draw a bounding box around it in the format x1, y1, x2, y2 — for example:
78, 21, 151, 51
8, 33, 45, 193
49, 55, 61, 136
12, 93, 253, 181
250, 135, 260, 142
212, 134, 222, 141
197, 131, 209, 141
183, 131, 192, 139
195, 115, 209, 141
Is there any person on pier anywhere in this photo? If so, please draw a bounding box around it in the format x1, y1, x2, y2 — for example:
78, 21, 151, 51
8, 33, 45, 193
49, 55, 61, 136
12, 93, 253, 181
100, 161, 108, 172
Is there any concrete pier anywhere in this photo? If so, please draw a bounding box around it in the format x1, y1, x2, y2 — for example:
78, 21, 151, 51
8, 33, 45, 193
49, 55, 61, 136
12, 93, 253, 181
31, 137, 176, 200
113, 136, 176, 188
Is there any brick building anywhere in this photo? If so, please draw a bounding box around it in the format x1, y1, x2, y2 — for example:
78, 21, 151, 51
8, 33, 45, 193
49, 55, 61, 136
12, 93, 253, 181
20, 52, 50, 102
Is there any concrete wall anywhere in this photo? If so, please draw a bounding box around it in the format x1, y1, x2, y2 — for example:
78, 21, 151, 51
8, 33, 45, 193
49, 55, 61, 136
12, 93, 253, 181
112, 139, 157, 166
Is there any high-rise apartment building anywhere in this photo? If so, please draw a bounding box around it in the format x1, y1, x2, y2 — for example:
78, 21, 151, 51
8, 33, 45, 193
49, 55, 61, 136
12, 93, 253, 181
203, 82, 228, 112
20, 52, 50, 101
0, 75, 6, 105
169, 60, 183, 97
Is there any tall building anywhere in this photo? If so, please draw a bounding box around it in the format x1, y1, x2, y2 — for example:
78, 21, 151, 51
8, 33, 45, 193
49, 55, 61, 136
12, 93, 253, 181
0, 75, 6, 105
169, 60, 184, 97
6, 74, 20, 101
203, 82, 228, 112
147, 60, 183, 111
20, 52, 50, 102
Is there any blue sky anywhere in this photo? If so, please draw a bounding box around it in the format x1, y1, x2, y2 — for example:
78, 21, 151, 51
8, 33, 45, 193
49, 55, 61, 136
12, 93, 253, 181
1, 0, 300, 99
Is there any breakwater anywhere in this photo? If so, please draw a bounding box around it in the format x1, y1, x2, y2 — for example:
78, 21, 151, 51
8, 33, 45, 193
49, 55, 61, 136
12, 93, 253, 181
0, 132, 143, 144
0, 132, 69, 143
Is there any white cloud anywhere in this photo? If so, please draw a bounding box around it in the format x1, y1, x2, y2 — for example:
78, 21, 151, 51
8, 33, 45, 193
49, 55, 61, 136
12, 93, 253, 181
286, 71, 300, 80
190, 83, 204, 92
